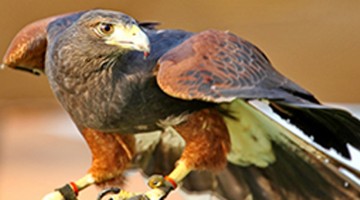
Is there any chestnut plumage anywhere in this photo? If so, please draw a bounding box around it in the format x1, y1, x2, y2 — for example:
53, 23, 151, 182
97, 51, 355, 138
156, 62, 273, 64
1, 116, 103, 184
3, 9, 360, 200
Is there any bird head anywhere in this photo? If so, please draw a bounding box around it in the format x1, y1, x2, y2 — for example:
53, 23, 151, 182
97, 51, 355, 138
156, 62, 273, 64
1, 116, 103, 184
75, 10, 150, 55
1, 9, 151, 75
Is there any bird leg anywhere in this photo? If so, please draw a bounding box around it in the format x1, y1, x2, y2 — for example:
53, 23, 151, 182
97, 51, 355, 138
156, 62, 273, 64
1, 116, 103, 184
42, 174, 95, 200
106, 108, 230, 200
43, 129, 135, 200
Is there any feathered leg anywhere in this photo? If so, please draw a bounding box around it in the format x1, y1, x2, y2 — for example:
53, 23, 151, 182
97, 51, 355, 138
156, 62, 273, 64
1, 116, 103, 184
42, 129, 135, 200
108, 108, 231, 200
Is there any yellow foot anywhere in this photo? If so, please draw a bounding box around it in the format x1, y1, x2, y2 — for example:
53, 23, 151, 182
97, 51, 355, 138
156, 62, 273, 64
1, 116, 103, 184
97, 187, 140, 200
99, 175, 176, 200
100, 188, 167, 200
100, 161, 192, 200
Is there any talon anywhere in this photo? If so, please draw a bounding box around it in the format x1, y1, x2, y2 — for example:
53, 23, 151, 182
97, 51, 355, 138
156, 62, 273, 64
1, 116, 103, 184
97, 187, 121, 200
143, 188, 167, 200
128, 194, 150, 200
102, 174, 180, 200
106, 189, 140, 200
105, 187, 167, 200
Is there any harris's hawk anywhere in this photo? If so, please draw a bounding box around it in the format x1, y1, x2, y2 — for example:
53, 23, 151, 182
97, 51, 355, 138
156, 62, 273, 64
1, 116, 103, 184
2, 9, 360, 200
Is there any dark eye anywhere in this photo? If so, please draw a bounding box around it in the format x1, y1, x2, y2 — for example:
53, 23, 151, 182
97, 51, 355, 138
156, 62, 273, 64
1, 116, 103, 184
95, 23, 114, 36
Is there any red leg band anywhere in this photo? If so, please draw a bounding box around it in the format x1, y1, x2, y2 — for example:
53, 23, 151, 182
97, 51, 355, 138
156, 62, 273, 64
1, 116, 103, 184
164, 176, 177, 189
69, 182, 79, 196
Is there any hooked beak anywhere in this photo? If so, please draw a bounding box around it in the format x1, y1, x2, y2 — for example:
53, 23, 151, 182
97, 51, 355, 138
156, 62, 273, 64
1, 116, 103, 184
105, 24, 150, 57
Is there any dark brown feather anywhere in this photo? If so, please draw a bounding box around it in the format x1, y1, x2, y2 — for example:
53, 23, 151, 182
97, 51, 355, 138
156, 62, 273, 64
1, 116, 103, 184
140, 132, 360, 200
157, 30, 312, 103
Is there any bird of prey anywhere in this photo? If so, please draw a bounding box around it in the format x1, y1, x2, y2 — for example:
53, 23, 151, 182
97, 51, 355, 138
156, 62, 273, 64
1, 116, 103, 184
2, 9, 360, 200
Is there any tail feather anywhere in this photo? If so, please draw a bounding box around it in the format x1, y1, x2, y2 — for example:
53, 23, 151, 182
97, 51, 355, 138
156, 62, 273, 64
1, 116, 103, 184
180, 141, 360, 200
270, 101, 360, 158
178, 143, 360, 200
134, 100, 360, 199
221, 141, 360, 200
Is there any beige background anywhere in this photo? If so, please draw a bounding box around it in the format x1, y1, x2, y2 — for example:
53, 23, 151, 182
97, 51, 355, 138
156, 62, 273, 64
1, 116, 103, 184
0, 0, 360, 102
1, 1, 360, 200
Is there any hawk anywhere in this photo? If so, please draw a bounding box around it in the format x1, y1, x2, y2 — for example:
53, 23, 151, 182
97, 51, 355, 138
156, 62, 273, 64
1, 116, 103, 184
2, 9, 360, 200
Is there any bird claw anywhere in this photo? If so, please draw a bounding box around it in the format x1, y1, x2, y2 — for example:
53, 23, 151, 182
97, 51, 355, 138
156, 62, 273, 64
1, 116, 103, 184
104, 188, 166, 200
127, 194, 150, 200
97, 187, 139, 200
97, 187, 121, 200
98, 175, 175, 200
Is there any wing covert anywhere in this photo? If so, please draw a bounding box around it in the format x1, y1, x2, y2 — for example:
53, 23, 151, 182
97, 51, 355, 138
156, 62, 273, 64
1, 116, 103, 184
156, 30, 308, 103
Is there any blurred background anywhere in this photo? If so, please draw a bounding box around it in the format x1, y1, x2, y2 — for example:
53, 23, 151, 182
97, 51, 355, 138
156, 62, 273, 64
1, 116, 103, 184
0, 0, 359, 199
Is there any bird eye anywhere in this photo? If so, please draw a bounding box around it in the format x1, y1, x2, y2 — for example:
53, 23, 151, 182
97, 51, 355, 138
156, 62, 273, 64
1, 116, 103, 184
95, 23, 114, 36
